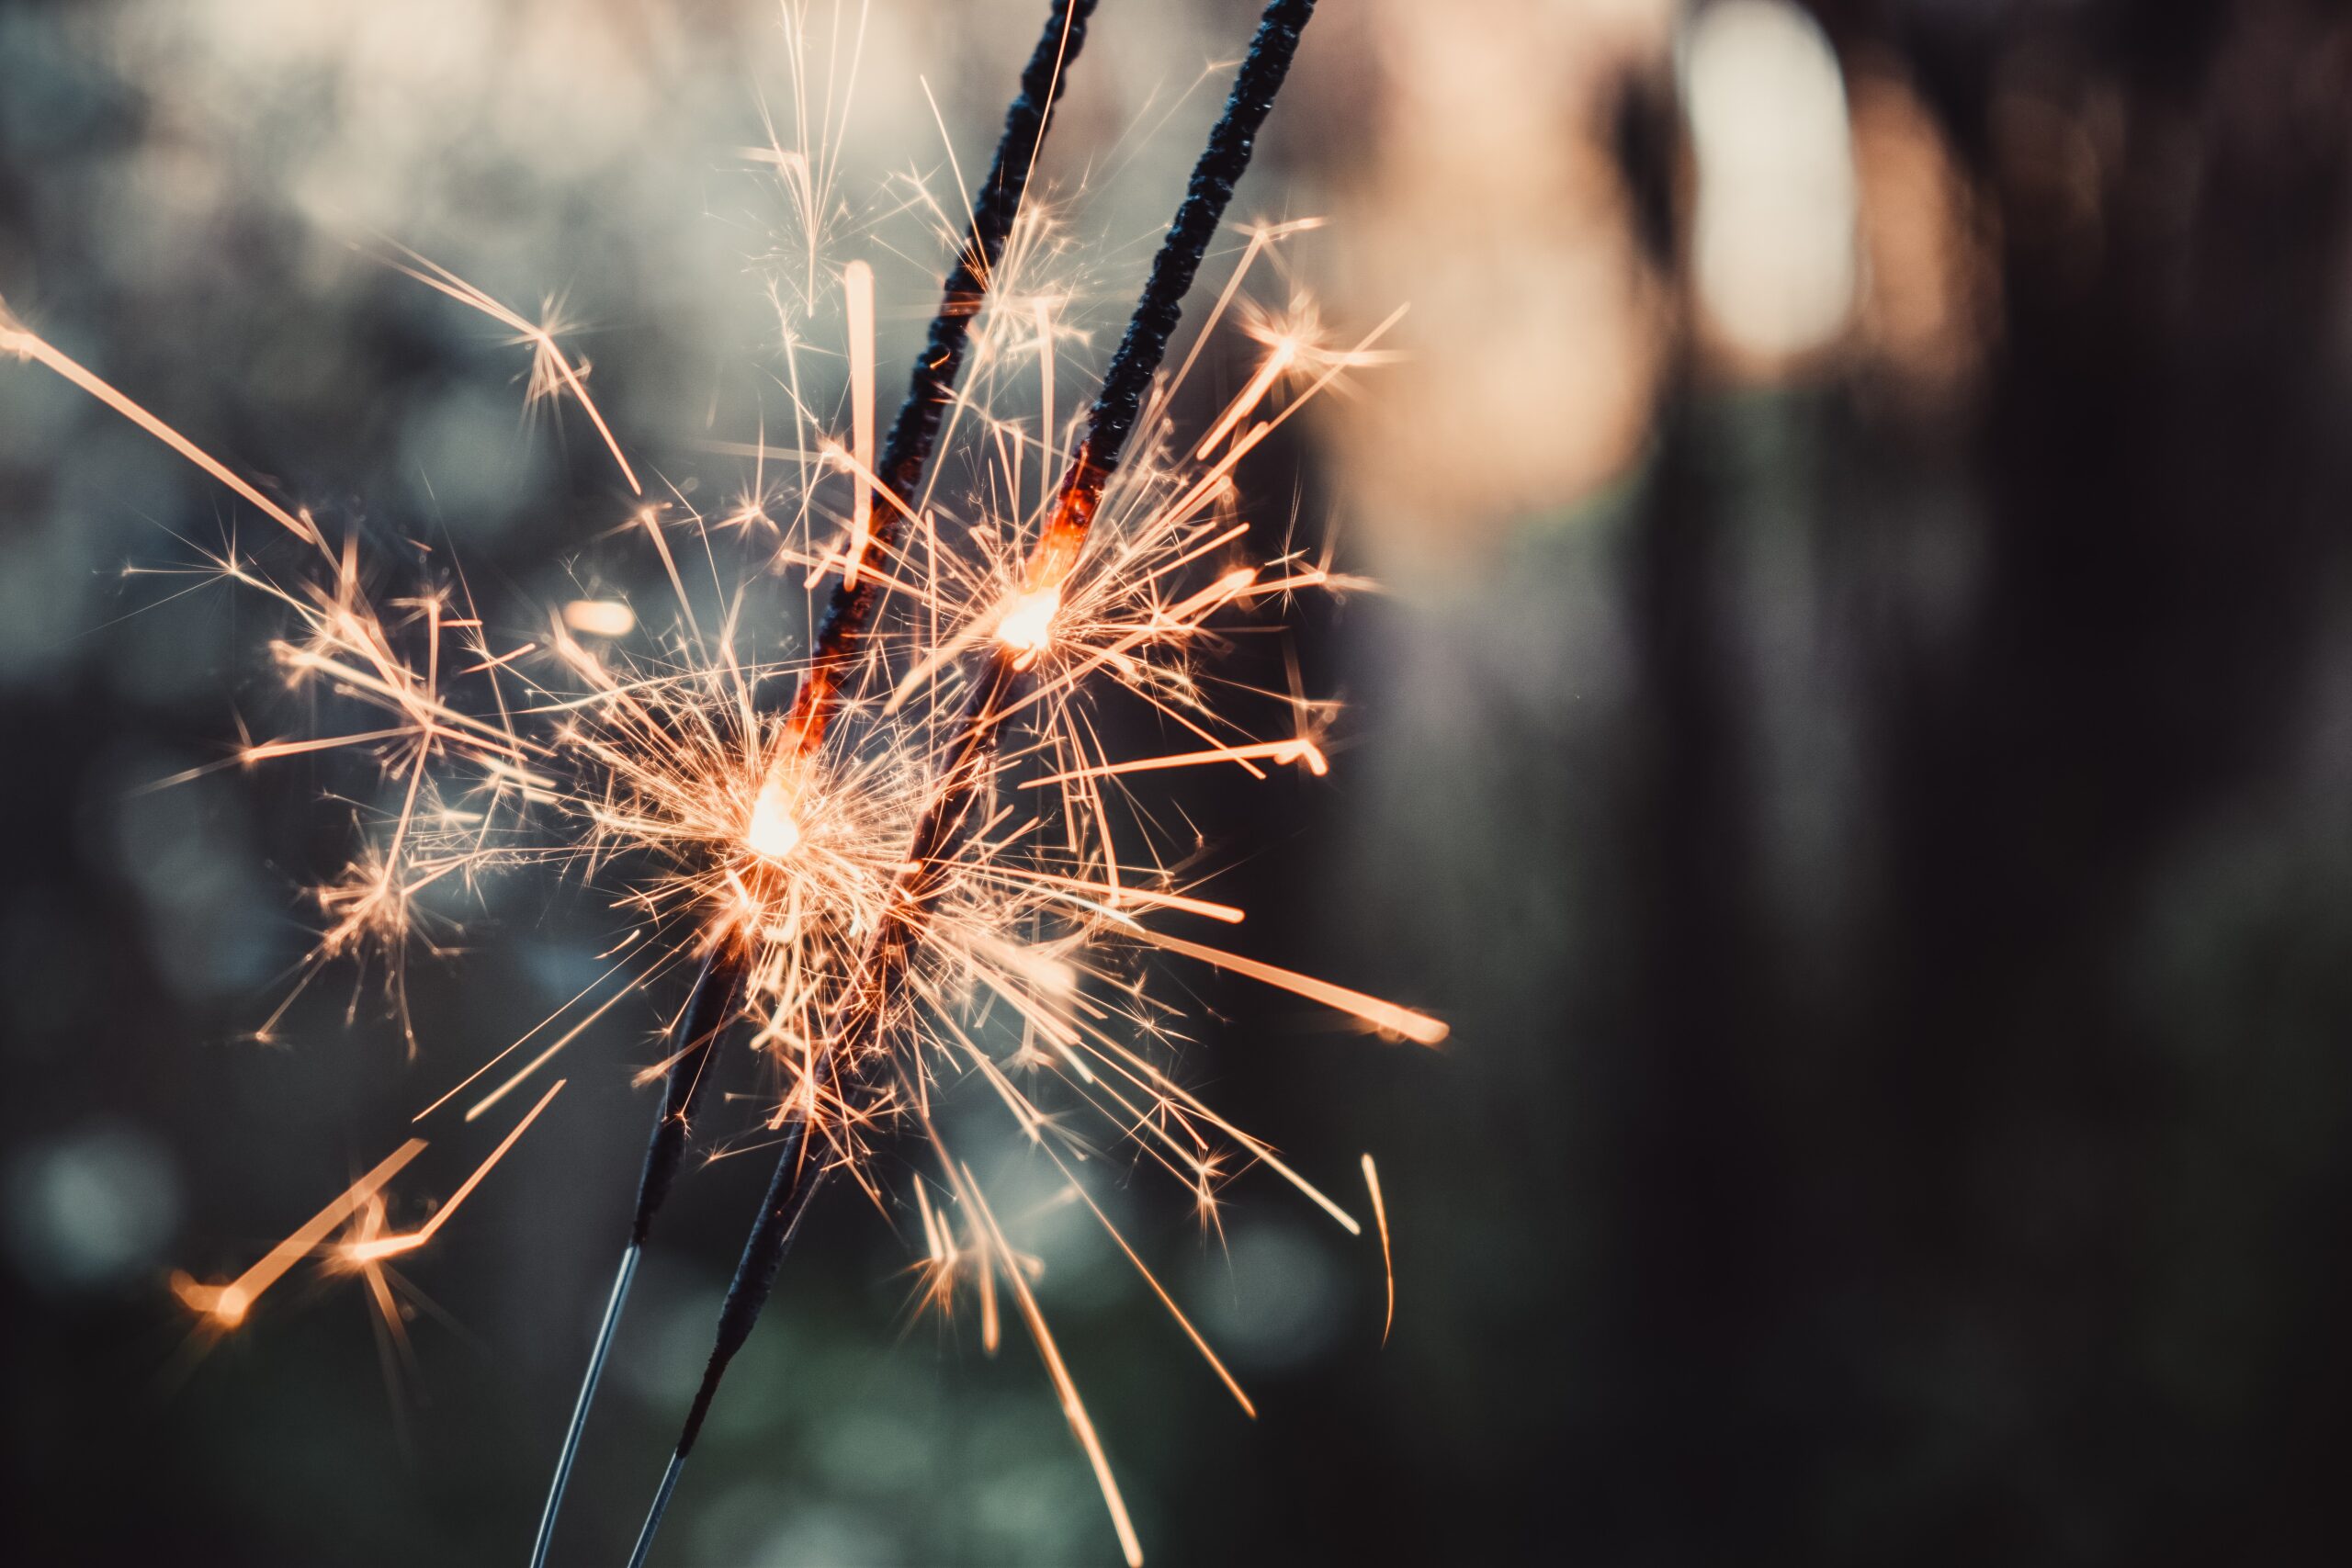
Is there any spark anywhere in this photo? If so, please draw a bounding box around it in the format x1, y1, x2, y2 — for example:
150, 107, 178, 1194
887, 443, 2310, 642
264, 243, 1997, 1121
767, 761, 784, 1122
1133, 929, 1451, 1046
169, 1139, 425, 1328
339, 1081, 567, 1266
10, 2, 1438, 1561
2, 297, 323, 552
1363, 1152, 1394, 1344
994, 581, 1063, 658
963, 1163, 1145, 1568
562, 600, 637, 637
1020, 736, 1329, 788
840, 258, 877, 585
368, 243, 642, 496
745, 773, 806, 861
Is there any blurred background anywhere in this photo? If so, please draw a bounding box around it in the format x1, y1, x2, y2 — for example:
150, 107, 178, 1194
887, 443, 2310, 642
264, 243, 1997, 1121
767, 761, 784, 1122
7, 0, 2352, 1562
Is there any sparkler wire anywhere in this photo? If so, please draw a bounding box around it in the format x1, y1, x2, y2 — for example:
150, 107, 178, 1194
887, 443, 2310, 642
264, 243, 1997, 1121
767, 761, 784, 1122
526, 953, 729, 1568
624, 3, 1320, 1562
528, 5, 1101, 1563
628, 953, 737, 1249
654, 655, 1018, 1483
795, 0, 1102, 738
1040, 0, 1317, 542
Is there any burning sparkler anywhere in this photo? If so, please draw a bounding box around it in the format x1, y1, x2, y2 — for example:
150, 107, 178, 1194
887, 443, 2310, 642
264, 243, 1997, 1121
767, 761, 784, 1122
537, 6, 1102, 1557
3, 0, 1444, 1561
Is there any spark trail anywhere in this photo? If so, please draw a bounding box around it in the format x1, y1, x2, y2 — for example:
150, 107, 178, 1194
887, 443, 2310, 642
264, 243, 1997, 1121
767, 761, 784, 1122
531, 5, 1101, 1560
2, 1, 1445, 1562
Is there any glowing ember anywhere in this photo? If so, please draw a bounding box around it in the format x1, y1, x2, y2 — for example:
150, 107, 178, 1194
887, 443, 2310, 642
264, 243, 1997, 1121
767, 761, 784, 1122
994, 582, 1062, 657
744, 773, 804, 862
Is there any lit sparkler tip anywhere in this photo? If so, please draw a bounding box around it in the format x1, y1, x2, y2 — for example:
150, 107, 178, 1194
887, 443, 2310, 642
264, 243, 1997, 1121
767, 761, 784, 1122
994, 581, 1063, 657
745, 777, 804, 861
744, 746, 811, 862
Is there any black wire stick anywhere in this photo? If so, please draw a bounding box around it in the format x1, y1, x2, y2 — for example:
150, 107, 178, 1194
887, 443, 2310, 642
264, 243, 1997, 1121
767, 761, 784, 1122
526, 6, 1098, 1562
622, 5, 1319, 1562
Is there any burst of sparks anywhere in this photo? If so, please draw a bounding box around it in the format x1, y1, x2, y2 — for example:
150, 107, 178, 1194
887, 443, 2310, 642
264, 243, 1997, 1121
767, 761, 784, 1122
4, 18, 1442, 1561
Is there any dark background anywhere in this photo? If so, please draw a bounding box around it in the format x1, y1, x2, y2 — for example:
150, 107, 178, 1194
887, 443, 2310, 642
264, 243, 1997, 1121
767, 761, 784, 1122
7, 0, 2352, 1563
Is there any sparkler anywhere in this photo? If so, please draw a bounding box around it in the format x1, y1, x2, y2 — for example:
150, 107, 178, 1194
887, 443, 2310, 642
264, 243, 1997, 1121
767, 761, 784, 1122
3, 0, 1446, 1562
534, 6, 1100, 1560
627, 6, 1331, 1563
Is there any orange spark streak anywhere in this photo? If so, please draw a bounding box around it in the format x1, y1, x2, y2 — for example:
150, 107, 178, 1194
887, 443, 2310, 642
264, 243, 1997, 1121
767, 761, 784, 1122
466, 979, 645, 1122
1020, 738, 1327, 789
624, 505, 700, 649
240, 728, 424, 764
842, 259, 876, 584
1043, 1147, 1255, 1418
1161, 217, 1326, 398
343, 1080, 565, 1263
1035, 297, 1058, 517
1150, 423, 1272, 537
2, 310, 322, 550
978, 567, 1261, 732
414, 961, 645, 1122
374, 245, 641, 496
1157, 304, 1408, 537
964, 1167, 1145, 1568
1362, 1153, 1394, 1344
1135, 929, 1449, 1046
1078, 1029, 1361, 1235
975, 866, 1244, 925
978, 1222, 1001, 1353
270, 646, 549, 762
170, 1139, 426, 1326
1194, 337, 1295, 458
